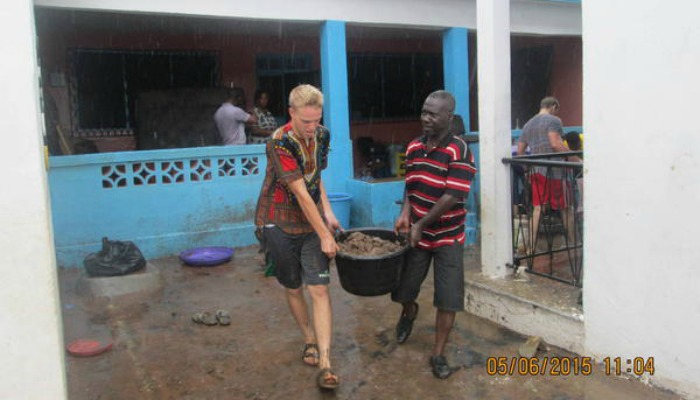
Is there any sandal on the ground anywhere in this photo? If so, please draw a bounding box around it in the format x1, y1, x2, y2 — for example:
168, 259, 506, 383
215, 310, 231, 326
396, 302, 419, 344
430, 355, 460, 379
302, 343, 320, 366
192, 312, 218, 326
316, 368, 339, 390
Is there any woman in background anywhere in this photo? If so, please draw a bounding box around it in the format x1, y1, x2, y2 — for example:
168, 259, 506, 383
248, 89, 279, 144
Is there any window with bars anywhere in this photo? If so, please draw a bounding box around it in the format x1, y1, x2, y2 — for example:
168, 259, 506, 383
72, 49, 219, 134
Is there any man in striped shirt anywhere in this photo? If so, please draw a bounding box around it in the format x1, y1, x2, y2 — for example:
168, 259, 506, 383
392, 90, 476, 379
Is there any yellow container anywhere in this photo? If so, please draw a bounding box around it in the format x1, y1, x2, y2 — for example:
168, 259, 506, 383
395, 152, 406, 177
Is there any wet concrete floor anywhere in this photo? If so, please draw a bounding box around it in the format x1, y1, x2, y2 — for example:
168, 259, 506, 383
59, 246, 680, 400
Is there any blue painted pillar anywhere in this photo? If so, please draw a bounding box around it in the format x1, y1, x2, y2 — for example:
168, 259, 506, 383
443, 27, 470, 132
443, 27, 478, 244
320, 20, 352, 193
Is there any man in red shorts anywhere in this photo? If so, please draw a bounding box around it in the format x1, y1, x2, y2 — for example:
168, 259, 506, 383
517, 97, 581, 251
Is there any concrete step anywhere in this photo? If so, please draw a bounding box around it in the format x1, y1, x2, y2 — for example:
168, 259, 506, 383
464, 267, 584, 354
76, 262, 163, 300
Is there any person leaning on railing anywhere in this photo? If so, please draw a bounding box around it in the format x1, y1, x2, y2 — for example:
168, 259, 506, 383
516, 97, 580, 251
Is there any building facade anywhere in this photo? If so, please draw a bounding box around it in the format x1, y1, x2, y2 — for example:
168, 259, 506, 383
4, 0, 699, 398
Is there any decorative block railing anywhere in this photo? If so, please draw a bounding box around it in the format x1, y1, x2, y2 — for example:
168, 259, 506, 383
99, 156, 261, 188
48, 145, 266, 268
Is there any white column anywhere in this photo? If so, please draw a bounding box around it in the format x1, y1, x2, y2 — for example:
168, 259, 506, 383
477, 0, 512, 278
0, 2, 67, 399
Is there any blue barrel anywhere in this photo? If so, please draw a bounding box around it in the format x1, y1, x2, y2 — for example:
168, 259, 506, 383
327, 192, 352, 229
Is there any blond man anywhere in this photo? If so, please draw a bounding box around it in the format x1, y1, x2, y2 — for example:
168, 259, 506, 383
254, 84, 341, 389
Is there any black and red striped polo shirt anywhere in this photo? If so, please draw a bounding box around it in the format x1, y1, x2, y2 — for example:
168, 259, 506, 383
405, 134, 476, 249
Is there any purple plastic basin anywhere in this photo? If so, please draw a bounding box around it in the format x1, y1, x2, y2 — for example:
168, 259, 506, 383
179, 246, 235, 266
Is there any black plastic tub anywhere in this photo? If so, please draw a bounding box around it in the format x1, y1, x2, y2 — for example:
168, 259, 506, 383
335, 228, 409, 296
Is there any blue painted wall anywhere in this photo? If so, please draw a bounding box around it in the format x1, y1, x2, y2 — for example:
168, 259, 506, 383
48, 145, 266, 268
346, 179, 405, 229
443, 27, 470, 133
320, 20, 353, 194
466, 138, 481, 241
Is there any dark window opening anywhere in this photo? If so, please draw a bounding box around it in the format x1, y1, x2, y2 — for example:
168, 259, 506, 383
74, 49, 219, 132
511, 45, 554, 129
348, 53, 443, 121
256, 54, 317, 118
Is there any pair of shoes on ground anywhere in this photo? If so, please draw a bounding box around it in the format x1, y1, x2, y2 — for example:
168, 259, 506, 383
302, 344, 339, 390
191, 309, 231, 326
430, 355, 460, 379
395, 302, 419, 344
395, 303, 459, 380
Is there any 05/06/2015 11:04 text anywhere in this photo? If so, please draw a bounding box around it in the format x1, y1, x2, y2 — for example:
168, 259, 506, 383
485, 356, 655, 377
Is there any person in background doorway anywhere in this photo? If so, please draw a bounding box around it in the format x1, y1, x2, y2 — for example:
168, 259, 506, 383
214, 87, 257, 145
249, 89, 279, 144
392, 90, 476, 379
254, 84, 342, 390
564, 131, 584, 217
564, 131, 583, 152
448, 113, 466, 136
516, 97, 581, 251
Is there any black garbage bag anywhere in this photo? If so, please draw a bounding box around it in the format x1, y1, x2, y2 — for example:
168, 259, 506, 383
84, 237, 147, 277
